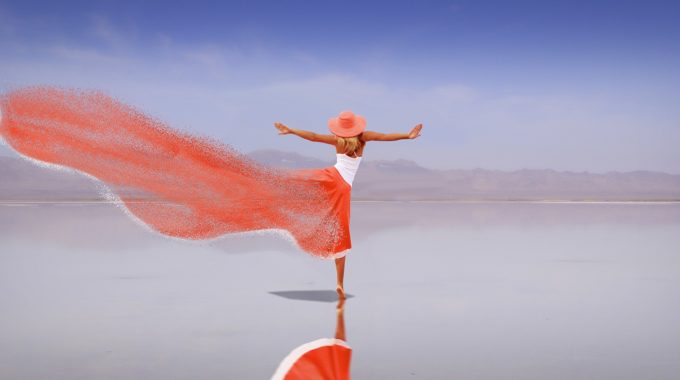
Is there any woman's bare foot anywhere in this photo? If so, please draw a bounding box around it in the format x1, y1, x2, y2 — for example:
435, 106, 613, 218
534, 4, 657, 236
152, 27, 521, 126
336, 284, 346, 299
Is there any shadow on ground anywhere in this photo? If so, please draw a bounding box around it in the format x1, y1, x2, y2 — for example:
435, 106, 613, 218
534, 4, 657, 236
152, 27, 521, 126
269, 290, 354, 302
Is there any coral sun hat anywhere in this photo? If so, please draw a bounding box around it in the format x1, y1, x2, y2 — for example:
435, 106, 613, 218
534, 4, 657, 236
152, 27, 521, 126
328, 110, 366, 137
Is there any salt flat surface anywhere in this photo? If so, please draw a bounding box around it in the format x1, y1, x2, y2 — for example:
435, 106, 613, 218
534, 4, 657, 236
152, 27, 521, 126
1, 201, 679, 379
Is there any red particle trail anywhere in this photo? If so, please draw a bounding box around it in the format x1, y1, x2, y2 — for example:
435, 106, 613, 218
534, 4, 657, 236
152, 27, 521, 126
0, 87, 350, 258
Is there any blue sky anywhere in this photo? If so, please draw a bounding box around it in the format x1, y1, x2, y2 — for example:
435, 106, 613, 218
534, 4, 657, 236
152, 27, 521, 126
1, 0, 679, 173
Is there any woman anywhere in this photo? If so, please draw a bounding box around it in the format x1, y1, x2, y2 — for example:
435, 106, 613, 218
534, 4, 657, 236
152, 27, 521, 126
274, 110, 423, 299
0, 87, 422, 300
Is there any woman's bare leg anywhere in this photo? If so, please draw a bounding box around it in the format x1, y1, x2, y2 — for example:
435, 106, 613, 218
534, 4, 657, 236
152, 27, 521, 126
335, 256, 346, 299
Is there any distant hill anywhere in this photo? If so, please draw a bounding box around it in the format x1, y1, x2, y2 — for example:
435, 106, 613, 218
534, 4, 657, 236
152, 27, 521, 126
248, 149, 680, 201
1, 151, 679, 201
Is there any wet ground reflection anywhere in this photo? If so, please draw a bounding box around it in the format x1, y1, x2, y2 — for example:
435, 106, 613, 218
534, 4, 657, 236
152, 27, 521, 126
1, 202, 680, 379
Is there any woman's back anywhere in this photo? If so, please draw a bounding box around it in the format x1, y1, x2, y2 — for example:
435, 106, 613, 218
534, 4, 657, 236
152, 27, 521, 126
333, 134, 365, 186
334, 153, 362, 186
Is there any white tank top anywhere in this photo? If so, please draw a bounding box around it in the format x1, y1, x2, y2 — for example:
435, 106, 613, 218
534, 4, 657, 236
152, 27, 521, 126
334, 153, 362, 186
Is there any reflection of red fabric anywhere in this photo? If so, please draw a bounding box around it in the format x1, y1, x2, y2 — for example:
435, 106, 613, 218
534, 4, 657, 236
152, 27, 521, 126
0, 87, 351, 259
271, 338, 352, 380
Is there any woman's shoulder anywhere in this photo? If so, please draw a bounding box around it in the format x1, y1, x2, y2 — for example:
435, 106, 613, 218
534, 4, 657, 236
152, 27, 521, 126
358, 132, 368, 143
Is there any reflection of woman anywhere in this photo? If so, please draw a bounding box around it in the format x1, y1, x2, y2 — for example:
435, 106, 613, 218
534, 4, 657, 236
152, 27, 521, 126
271, 298, 351, 380
275, 111, 422, 299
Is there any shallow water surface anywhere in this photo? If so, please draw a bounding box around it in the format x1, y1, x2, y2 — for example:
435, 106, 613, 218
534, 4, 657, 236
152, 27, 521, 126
1, 201, 679, 379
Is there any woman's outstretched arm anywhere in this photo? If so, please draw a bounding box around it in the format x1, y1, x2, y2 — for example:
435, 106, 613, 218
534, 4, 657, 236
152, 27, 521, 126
274, 122, 336, 145
363, 123, 423, 141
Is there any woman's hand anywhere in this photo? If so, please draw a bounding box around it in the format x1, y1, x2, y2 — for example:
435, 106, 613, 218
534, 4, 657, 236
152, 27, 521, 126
408, 123, 423, 139
274, 122, 292, 135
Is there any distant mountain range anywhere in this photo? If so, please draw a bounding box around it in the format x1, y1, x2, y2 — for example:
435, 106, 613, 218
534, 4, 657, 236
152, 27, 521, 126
1, 150, 679, 201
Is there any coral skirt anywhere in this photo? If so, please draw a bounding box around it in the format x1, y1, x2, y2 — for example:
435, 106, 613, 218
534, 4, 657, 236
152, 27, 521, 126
289, 166, 352, 259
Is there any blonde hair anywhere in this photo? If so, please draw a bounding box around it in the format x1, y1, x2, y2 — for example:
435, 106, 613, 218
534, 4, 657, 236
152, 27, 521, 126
336, 135, 361, 157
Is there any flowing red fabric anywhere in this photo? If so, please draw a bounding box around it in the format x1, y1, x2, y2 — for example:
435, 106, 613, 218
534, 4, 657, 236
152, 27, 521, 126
0, 87, 351, 259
